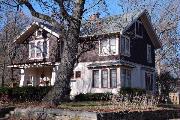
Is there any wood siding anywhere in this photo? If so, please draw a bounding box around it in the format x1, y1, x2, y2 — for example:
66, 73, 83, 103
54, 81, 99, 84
80, 18, 155, 67
13, 28, 59, 65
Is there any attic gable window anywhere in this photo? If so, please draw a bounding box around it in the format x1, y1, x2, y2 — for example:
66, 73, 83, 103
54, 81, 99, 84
99, 37, 118, 56
29, 39, 49, 59
135, 20, 143, 37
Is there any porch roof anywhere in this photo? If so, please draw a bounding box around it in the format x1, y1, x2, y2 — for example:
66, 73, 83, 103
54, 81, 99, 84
8, 61, 58, 69
87, 60, 136, 69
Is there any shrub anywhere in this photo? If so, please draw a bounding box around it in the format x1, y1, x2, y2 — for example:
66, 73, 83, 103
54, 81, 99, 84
119, 87, 146, 96
0, 86, 52, 102
74, 93, 112, 101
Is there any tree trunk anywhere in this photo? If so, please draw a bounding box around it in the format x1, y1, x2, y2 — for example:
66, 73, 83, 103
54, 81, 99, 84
43, 0, 85, 105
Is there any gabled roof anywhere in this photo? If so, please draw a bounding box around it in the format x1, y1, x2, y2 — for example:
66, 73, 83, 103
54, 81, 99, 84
15, 9, 161, 49
15, 22, 60, 44
81, 9, 161, 49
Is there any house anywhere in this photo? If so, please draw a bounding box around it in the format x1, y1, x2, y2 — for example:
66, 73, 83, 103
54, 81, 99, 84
9, 10, 161, 95
169, 80, 180, 104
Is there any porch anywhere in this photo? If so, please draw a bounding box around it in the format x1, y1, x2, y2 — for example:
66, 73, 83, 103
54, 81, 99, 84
20, 65, 56, 87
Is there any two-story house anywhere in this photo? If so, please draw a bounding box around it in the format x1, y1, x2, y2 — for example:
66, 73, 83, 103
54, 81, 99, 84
10, 10, 161, 95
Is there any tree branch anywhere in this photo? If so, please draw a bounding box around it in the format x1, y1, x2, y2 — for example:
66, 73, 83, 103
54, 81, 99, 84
20, 1, 60, 26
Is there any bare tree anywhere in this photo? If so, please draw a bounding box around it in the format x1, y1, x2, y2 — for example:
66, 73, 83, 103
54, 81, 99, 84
118, 0, 180, 77
0, 0, 109, 105
0, 8, 31, 87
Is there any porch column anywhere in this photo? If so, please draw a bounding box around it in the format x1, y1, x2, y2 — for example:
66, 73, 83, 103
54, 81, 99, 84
19, 69, 25, 87
51, 67, 56, 86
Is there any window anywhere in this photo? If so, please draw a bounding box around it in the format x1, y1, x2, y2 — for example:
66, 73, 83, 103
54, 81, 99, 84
121, 36, 130, 56
135, 21, 143, 37
101, 69, 108, 88
100, 38, 117, 55
110, 39, 116, 54
29, 40, 49, 59
110, 69, 117, 88
36, 41, 43, 58
121, 68, 131, 87
36, 30, 43, 38
147, 44, 152, 63
92, 70, 99, 88
75, 71, 81, 78
29, 42, 35, 58
100, 40, 108, 54
145, 72, 153, 91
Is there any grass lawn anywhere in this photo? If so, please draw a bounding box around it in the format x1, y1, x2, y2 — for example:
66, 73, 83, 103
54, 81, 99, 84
57, 101, 162, 112
1, 101, 172, 112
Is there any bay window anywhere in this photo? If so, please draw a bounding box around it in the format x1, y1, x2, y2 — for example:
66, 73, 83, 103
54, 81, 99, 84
110, 69, 117, 88
92, 70, 99, 88
101, 69, 108, 88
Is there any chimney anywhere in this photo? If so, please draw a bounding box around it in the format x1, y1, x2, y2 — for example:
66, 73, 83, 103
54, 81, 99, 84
89, 12, 100, 21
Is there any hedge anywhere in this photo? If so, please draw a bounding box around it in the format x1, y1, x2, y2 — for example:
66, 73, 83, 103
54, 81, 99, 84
119, 87, 146, 96
0, 86, 52, 102
74, 93, 113, 101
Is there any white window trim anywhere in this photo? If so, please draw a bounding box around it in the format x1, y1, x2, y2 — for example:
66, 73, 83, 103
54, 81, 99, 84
36, 29, 43, 38
147, 44, 152, 63
99, 37, 119, 56
92, 68, 117, 89
135, 20, 143, 38
92, 69, 100, 88
120, 35, 131, 57
29, 39, 49, 60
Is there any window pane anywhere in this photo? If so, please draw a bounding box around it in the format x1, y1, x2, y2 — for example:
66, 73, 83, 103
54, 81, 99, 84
110, 69, 117, 88
110, 38, 116, 54
36, 41, 42, 57
30, 43, 35, 58
75, 71, 81, 78
43, 41, 47, 57
100, 40, 109, 54
92, 70, 99, 88
102, 69, 108, 88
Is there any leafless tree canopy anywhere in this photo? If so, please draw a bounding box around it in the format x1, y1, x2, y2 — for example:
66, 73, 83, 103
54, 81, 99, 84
0, 0, 179, 105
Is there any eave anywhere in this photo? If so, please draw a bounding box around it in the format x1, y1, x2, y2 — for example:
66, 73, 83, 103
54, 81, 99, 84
14, 22, 60, 44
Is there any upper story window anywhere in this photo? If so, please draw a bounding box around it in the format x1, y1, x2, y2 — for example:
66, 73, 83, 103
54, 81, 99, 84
29, 39, 49, 59
121, 36, 130, 56
147, 44, 152, 63
99, 38, 118, 56
135, 21, 143, 38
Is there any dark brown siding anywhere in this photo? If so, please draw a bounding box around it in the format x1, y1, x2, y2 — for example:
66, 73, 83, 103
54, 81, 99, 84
80, 18, 155, 67
121, 18, 155, 67
13, 28, 59, 65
